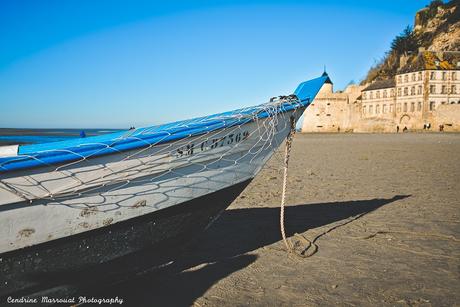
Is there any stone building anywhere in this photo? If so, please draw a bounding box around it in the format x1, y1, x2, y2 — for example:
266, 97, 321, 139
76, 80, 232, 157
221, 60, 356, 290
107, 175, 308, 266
362, 51, 460, 131
300, 72, 363, 132
302, 51, 460, 132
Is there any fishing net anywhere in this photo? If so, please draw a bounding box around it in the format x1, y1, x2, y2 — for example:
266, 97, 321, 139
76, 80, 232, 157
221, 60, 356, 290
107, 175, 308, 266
0, 95, 302, 208
0, 74, 327, 254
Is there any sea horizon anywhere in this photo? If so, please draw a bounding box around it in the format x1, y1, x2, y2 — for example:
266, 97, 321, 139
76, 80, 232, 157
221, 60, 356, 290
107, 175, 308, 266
0, 128, 123, 146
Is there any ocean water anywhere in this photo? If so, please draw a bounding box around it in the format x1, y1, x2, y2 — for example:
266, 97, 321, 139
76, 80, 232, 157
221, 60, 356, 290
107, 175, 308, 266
0, 128, 122, 146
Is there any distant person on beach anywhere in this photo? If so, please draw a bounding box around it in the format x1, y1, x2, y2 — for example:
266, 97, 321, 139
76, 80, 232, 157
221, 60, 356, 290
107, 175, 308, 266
80, 130, 86, 138
396, 125, 400, 133
403, 126, 408, 132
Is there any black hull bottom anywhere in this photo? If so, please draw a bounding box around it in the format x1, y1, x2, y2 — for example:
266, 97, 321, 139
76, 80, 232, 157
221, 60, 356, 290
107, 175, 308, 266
0, 179, 252, 299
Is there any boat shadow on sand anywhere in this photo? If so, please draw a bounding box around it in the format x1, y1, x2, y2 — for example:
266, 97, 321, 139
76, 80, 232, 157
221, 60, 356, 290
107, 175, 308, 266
86, 195, 409, 306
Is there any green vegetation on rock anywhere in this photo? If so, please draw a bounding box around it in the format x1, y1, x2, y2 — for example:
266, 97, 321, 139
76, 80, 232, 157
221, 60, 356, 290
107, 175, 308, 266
361, 0, 459, 85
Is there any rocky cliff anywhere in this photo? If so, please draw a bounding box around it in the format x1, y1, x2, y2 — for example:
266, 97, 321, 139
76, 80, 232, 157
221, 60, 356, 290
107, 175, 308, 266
362, 0, 460, 85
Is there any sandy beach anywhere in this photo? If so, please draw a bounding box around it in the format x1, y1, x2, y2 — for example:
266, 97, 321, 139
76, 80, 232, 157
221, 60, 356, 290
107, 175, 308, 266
71, 133, 460, 305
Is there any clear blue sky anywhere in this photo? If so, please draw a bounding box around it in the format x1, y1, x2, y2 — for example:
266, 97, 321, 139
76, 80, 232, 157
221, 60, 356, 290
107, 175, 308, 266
0, 0, 432, 128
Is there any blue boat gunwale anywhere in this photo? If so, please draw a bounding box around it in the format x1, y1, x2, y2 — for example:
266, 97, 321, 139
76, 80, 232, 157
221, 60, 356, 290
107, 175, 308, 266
0, 74, 327, 173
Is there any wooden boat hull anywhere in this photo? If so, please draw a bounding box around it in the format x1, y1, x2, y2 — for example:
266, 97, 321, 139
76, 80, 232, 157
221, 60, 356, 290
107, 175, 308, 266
0, 114, 290, 254
0, 178, 252, 298
0, 109, 299, 298
0, 74, 328, 298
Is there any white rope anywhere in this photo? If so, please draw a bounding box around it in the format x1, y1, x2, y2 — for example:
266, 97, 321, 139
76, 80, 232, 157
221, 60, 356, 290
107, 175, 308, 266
280, 115, 296, 253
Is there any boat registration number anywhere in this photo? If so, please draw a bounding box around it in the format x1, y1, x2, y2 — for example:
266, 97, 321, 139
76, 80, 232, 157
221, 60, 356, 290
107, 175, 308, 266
175, 131, 249, 157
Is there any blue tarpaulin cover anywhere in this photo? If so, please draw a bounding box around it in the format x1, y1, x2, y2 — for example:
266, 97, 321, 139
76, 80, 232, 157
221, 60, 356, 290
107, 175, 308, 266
0, 74, 327, 173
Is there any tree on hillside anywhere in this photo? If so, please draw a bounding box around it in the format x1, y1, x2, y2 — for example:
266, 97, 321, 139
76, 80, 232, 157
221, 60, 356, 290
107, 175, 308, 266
390, 26, 419, 56
428, 0, 444, 9
426, 0, 444, 18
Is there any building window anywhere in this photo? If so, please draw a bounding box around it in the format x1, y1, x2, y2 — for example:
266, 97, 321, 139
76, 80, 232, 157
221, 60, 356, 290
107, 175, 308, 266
403, 102, 407, 112
430, 72, 436, 80
376, 104, 380, 114
390, 104, 394, 112
429, 101, 435, 111
383, 90, 387, 98
412, 73, 416, 81
397, 103, 401, 112
453, 72, 457, 80
417, 101, 422, 111
417, 85, 422, 95
376, 91, 380, 99
441, 85, 447, 94
411, 86, 415, 95
410, 102, 415, 112
452, 85, 456, 94
390, 89, 394, 97
397, 88, 402, 96
369, 105, 373, 114
442, 72, 447, 80
363, 106, 366, 114
430, 85, 436, 94
383, 104, 387, 113
404, 87, 408, 96
362, 92, 366, 100
398, 75, 402, 83
418, 72, 422, 80
404, 75, 408, 83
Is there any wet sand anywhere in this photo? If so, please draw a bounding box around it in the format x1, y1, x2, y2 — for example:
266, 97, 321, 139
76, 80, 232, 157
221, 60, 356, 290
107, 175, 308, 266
98, 133, 460, 306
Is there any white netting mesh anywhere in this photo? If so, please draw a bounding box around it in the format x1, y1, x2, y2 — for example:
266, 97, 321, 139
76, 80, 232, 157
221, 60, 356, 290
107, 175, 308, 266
0, 96, 302, 207
0, 94, 306, 254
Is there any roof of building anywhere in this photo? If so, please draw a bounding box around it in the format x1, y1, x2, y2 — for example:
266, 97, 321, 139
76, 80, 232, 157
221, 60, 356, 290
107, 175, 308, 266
362, 79, 395, 91
322, 71, 333, 84
398, 51, 460, 73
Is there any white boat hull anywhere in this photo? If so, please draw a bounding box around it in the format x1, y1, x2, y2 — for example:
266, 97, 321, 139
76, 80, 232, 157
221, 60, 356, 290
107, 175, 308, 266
0, 109, 300, 255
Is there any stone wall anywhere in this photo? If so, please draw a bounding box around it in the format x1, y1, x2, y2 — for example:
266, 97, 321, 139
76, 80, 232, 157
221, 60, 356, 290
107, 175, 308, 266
302, 68, 460, 133
435, 104, 460, 131
301, 83, 364, 133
